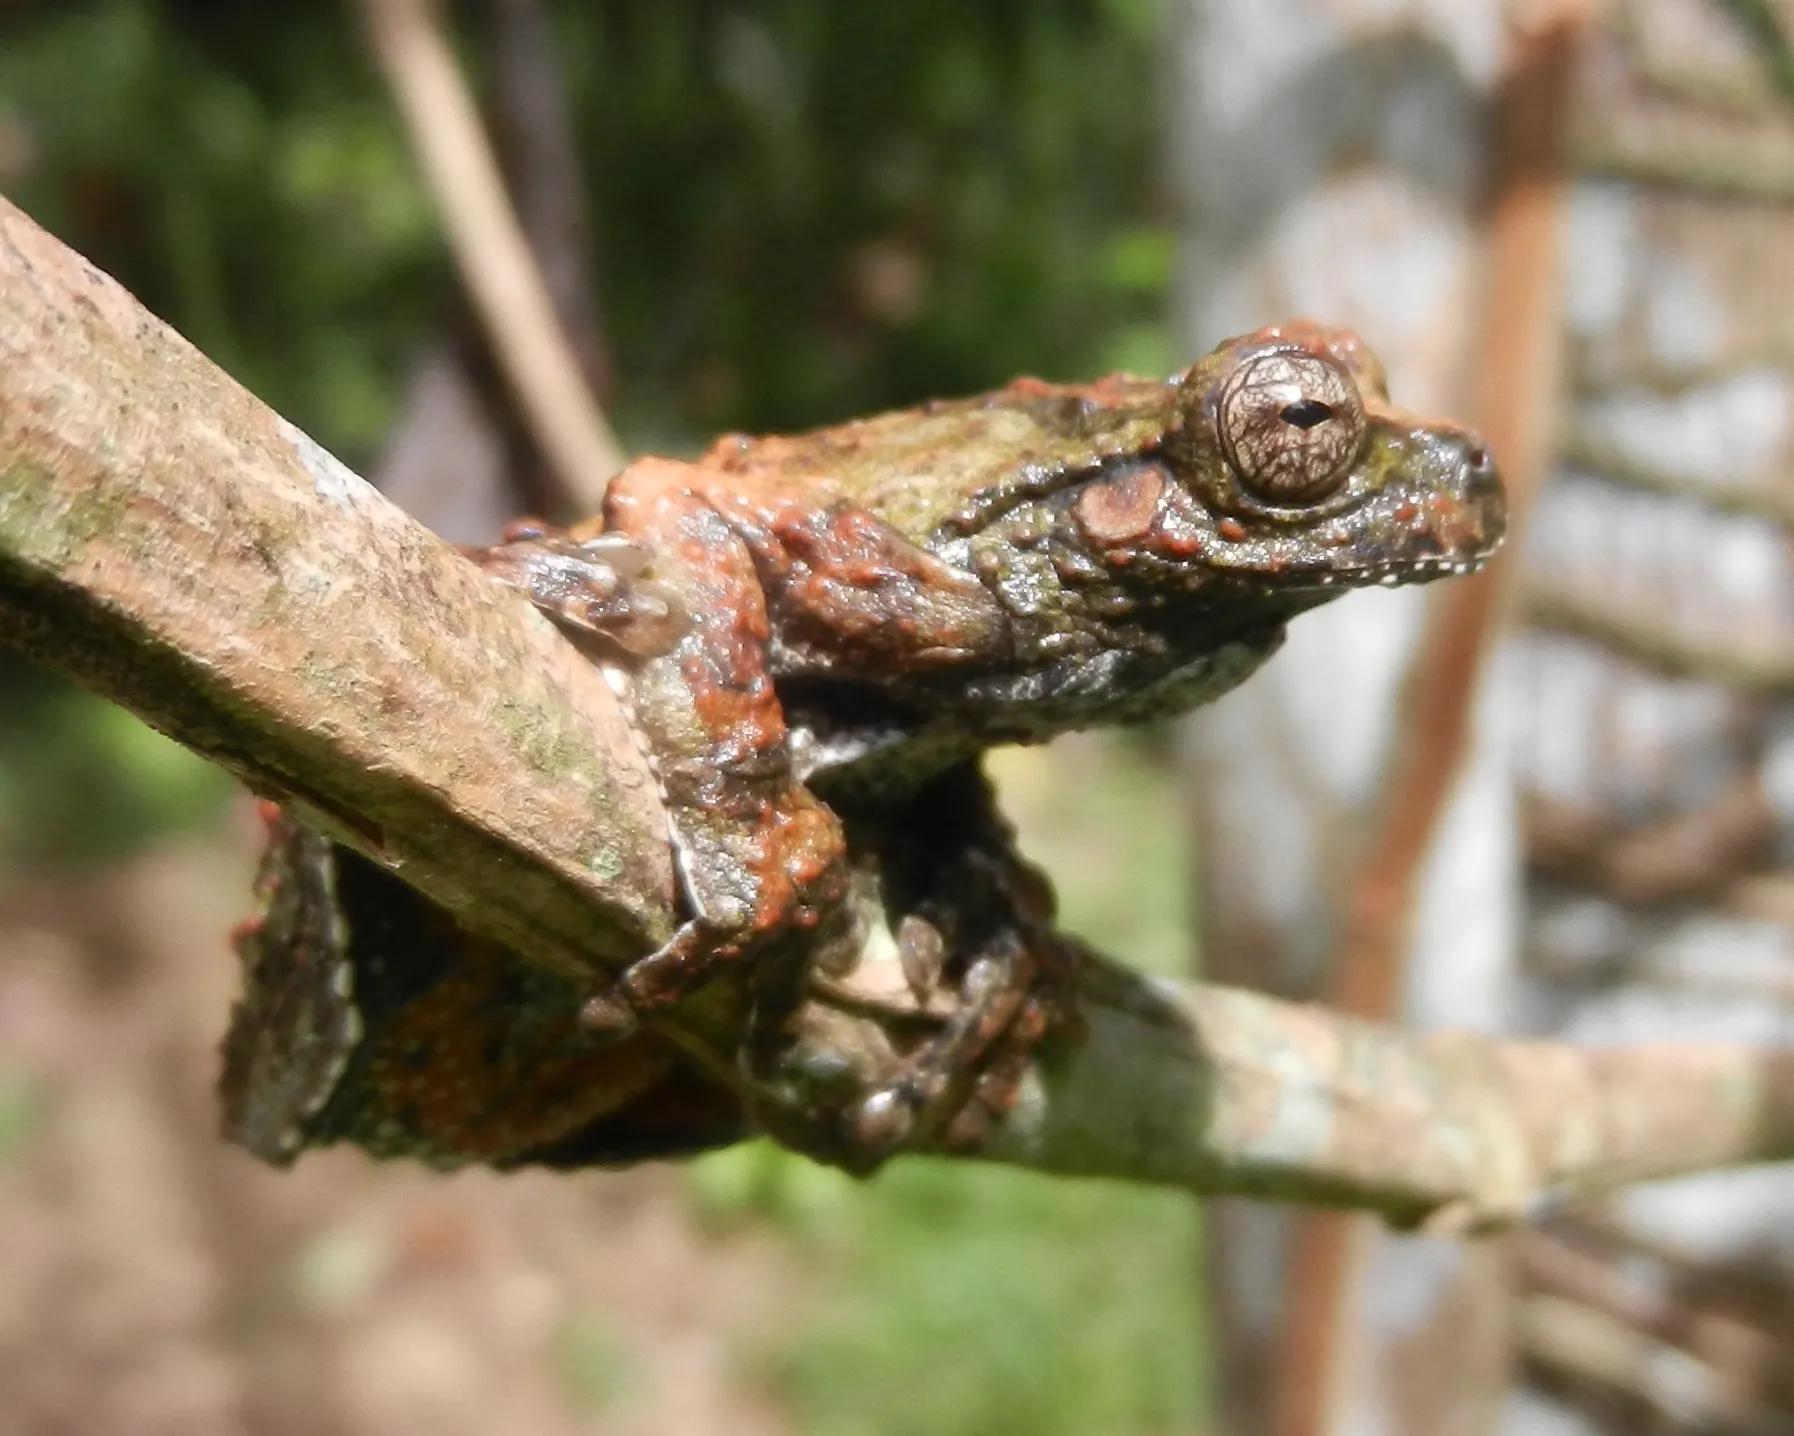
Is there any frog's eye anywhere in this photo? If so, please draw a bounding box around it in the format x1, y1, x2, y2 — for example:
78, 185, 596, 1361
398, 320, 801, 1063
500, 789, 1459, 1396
1217, 350, 1366, 504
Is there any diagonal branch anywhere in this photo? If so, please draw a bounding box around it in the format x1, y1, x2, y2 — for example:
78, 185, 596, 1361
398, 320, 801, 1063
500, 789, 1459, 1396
0, 194, 672, 984
3, 194, 1793, 1217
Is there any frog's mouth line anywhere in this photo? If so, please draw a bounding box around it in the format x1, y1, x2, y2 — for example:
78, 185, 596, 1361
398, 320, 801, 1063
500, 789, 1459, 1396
1301, 543, 1504, 590
1221, 541, 1502, 598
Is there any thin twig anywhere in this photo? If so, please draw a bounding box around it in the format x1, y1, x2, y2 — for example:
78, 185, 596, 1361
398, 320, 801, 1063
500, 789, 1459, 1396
358, 0, 625, 510
1276, 7, 1592, 1427
1577, 137, 1794, 199
483, 0, 613, 407
1522, 777, 1779, 906
1569, 343, 1794, 399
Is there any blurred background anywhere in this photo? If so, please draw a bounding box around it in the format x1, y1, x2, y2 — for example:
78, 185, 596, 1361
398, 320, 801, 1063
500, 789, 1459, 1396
2, 0, 1793, 1432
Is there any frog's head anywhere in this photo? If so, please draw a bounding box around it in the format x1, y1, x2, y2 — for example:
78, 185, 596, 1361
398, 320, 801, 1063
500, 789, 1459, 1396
1069, 322, 1506, 608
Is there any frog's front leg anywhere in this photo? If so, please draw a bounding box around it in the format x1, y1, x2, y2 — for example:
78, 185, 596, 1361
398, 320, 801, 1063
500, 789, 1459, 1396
467, 460, 855, 1041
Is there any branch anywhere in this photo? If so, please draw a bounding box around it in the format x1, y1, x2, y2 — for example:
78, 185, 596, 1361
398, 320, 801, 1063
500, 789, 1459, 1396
1560, 428, 1794, 532
3, 194, 1794, 1218
991, 963, 1794, 1228
482, 0, 615, 407
0, 194, 672, 984
1522, 778, 1778, 907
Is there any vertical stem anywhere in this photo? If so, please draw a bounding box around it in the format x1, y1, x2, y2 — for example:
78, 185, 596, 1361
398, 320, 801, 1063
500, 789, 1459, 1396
1273, 6, 1589, 1433
357, 0, 626, 508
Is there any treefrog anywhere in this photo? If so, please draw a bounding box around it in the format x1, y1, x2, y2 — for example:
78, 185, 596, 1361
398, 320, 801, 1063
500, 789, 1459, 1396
458, 320, 1505, 1156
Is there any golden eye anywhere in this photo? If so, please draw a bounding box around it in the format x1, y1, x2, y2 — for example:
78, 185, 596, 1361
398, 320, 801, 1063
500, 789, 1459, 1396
1217, 349, 1366, 504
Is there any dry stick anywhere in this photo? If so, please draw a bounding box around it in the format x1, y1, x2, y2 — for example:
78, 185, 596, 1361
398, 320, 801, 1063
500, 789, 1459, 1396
1272, 8, 1593, 1435
1513, 1225, 1780, 1417
1513, 1223, 1781, 1427
1522, 777, 1779, 907
984, 961, 1794, 1218
1514, 1295, 1731, 1423
483, 0, 615, 408
358, 0, 625, 510
3, 196, 1793, 1210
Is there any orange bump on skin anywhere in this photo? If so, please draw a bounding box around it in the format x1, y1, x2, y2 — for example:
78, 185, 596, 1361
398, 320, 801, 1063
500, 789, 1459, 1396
1216, 517, 1247, 543
1423, 492, 1479, 550
1074, 465, 1166, 545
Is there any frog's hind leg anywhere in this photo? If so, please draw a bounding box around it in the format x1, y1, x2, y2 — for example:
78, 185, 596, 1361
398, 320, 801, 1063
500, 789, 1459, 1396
466, 461, 855, 1043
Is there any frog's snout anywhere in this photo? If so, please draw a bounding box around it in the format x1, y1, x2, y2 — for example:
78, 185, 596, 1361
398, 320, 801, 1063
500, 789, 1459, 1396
1333, 422, 1507, 587
1462, 438, 1496, 489
1454, 433, 1503, 510
1441, 426, 1507, 554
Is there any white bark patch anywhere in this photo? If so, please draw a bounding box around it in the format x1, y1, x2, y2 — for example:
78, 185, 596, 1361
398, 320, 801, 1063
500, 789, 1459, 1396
278, 417, 379, 510
1577, 369, 1791, 487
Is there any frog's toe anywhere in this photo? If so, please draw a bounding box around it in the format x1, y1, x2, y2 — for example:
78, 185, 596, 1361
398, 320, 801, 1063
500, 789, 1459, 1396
499, 516, 555, 543
465, 532, 688, 659
578, 987, 642, 1041
850, 1087, 917, 1154
895, 913, 947, 999
576, 916, 761, 1047
830, 931, 1075, 1169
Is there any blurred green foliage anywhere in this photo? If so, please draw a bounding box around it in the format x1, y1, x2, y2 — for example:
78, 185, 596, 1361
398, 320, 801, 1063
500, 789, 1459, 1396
0, 654, 231, 866
0, 0, 1172, 866
1, 1, 1198, 1428
0, 0, 1171, 456
693, 1149, 1203, 1436
564, 0, 1176, 431
558, 1305, 651, 1416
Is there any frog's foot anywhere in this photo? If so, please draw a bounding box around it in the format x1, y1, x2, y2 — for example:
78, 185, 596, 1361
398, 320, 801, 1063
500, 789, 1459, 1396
462, 529, 688, 661
842, 919, 1080, 1169
574, 917, 751, 1040
577, 817, 861, 1047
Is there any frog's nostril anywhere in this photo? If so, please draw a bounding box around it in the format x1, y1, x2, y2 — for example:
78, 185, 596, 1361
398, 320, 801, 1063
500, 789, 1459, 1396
1459, 439, 1500, 497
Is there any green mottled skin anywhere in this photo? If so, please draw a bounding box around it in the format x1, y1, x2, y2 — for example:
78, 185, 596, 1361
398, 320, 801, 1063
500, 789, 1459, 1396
703, 373, 1183, 539
683, 323, 1503, 796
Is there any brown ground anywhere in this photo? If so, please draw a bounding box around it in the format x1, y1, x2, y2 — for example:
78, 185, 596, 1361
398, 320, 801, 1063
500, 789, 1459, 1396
0, 819, 806, 1436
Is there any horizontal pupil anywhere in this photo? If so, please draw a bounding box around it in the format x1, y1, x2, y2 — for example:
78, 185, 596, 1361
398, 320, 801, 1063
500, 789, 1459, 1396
1279, 398, 1333, 430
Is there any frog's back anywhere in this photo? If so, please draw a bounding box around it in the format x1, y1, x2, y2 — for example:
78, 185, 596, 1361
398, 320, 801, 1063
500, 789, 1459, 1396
699, 374, 1179, 540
